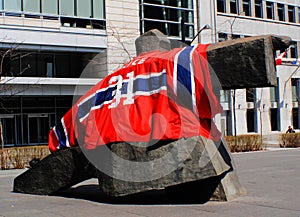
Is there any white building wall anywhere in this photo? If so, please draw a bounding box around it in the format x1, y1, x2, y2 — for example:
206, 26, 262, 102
198, 0, 300, 138
0, 16, 107, 51
197, 1, 217, 44
225, 65, 300, 136
256, 87, 273, 134
278, 65, 300, 130
234, 89, 248, 134
105, 0, 140, 74
216, 15, 300, 41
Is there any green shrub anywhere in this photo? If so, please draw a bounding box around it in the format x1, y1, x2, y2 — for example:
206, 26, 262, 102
225, 134, 264, 153
0, 146, 50, 170
280, 133, 300, 148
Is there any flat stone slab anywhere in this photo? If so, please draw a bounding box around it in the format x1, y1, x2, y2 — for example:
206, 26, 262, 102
207, 35, 291, 89
13, 136, 244, 202
94, 136, 241, 202
135, 30, 291, 90
13, 147, 96, 195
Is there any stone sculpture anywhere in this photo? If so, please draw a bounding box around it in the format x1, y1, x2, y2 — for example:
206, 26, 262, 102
13, 30, 290, 203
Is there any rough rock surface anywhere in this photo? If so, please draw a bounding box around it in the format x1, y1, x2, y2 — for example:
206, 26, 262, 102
13, 136, 245, 202
135, 30, 291, 90
94, 136, 239, 202
206, 35, 290, 89
13, 147, 96, 195
135, 29, 171, 55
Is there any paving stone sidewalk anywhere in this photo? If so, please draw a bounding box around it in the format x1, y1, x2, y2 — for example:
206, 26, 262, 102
0, 148, 300, 217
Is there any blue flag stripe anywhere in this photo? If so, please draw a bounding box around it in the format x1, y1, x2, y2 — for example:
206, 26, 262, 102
77, 95, 96, 120
55, 122, 67, 148
77, 72, 167, 121
95, 86, 116, 107
177, 46, 193, 95
176, 46, 193, 110
133, 73, 166, 93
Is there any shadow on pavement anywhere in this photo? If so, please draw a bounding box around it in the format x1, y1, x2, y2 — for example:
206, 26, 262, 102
54, 184, 216, 205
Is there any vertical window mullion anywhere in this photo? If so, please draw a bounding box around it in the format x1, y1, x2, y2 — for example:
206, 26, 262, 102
91, 0, 93, 18
298, 7, 300, 23
57, 0, 59, 15
74, 0, 76, 17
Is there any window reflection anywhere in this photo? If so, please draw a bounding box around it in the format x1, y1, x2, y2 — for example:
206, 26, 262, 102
77, 0, 91, 18
60, 0, 75, 16
23, 0, 40, 14
42, 0, 58, 15
4, 0, 21, 11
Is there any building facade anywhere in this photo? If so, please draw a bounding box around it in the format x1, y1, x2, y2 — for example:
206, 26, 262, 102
198, 0, 299, 140
0, 0, 108, 146
0, 0, 299, 146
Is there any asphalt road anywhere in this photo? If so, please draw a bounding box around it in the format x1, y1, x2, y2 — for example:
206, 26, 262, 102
0, 148, 300, 217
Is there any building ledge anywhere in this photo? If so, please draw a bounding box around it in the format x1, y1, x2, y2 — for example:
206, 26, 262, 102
217, 12, 300, 28
0, 77, 101, 86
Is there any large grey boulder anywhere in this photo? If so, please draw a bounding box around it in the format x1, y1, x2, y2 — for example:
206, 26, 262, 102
13, 136, 245, 203
94, 136, 244, 202
135, 29, 171, 55
13, 147, 96, 195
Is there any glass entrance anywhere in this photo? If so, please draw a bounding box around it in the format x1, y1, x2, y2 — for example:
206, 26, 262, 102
0, 113, 54, 146
0, 115, 15, 147
28, 114, 51, 145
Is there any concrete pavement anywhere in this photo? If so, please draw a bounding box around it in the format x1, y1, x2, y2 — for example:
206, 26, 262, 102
1, 148, 300, 217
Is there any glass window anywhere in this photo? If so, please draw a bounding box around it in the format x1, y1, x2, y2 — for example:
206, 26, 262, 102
277, 3, 285, 21
93, 0, 105, 19
21, 53, 38, 77
254, 0, 262, 18
232, 34, 240, 39
266, 2, 274, 19
23, 0, 40, 13
141, 1, 194, 40
60, 0, 74, 16
218, 33, 228, 42
220, 90, 230, 102
42, 0, 58, 15
230, 0, 238, 14
37, 53, 54, 77
217, 0, 226, 13
292, 108, 299, 129
2, 117, 15, 146
291, 79, 299, 102
247, 109, 256, 132
290, 42, 298, 58
298, 7, 300, 23
288, 6, 295, 23
242, 0, 251, 16
55, 53, 83, 78
2, 52, 20, 76
246, 88, 256, 102
270, 86, 279, 102
77, 0, 91, 18
4, 0, 21, 11
270, 108, 280, 131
